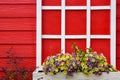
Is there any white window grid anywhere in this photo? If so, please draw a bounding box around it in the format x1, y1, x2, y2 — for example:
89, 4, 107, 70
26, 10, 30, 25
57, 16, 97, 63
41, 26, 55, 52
36, 0, 116, 70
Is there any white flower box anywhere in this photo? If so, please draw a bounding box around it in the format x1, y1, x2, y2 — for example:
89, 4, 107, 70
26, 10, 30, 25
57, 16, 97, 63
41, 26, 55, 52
33, 71, 120, 80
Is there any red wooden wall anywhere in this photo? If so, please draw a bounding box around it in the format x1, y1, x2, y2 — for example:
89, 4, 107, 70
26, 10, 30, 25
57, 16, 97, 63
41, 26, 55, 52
0, 0, 120, 78
0, 0, 36, 77
117, 0, 120, 70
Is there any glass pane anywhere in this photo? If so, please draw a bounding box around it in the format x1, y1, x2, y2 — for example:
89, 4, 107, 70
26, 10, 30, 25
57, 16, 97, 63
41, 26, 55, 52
66, 10, 86, 35
42, 10, 61, 35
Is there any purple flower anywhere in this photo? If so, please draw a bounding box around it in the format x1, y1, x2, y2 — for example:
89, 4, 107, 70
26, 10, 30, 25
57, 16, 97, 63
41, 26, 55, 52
76, 61, 80, 66
98, 66, 102, 69
55, 62, 60, 66
89, 65, 93, 69
51, 68, 55, 72
72, 53, 76, 59
87, 61, 91, 65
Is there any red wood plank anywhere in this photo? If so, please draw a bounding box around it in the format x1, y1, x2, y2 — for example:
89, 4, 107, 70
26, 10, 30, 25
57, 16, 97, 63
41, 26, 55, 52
0, 18, 35, 30
117, 32, 120, 45
117, 19, 120, 31
0, 58, 36, 70
0, 71, 33, 80
0, 5, 35, 17
116, 59, 120, 70
117, 0, 120, 5
117, 5, 120, 18
117, 45, 120, 58
0, 45, 35, 57
0, 0, 35, 4
0, 32, 36, 44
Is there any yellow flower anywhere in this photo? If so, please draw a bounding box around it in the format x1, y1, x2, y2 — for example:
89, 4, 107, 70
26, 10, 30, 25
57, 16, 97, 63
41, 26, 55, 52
98, 63, 103, 66
83, 57, 88, 61
95, 55, 100, 59
50, 72, 54, 75
55, 68, 59, 72
72, 62, 76, 66
93, 67, 99, 72
83, 69, 88, 74
103, 62, 108, 66
85, 54, 89, 57
81, 62, 85, 67
101, 68, 105, 71
63, 71, 67, 75
76, 57, 80, 60
89, 71, 93, 74
61, 62, 65, 66
45, 61, 49, 65
89, 54, 93, 57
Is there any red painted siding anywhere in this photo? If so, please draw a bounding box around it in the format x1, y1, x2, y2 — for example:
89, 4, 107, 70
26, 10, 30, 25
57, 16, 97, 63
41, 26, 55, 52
0, 0, 36, 78
0, 5, 35, 17
117, 0, 120, 70
0, 0, 35, 4
0, 18, 36, 30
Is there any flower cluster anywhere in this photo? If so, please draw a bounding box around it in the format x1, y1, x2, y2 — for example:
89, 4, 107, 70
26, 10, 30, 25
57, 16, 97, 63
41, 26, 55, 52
43, 45, 117, 76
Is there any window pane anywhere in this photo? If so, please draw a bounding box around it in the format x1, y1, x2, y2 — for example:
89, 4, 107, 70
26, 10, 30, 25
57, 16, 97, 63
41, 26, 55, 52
42, 0, 61, 6
91, 0, 110, 6
66, 0, 86, 6
42, 39, 61, 62
91, 10, 110, 35
42, 10, 61, 35
91, 39, 110, 63
66, 10, 86, 35
66, 39, 86, 53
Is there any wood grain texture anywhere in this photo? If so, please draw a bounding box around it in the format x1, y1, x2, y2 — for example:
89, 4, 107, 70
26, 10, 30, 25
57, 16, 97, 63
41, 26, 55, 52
0, 32, 36, 44
0, 18, 36, 31
0, 0, 35, 4
117, 19, 120, 31
117, 32, 120, 45
0, 18, 36, 30
117, 59, 120, 70
0, 5, 35, 17
117, 45, 120, 58
0, 58, 36, 70
117, 0, 120, 5
117, 5, 120, 18
0, 44, 35, 57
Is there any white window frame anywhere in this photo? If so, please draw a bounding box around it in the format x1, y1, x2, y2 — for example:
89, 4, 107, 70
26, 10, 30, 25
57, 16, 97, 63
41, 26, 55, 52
36, 0, 116, 70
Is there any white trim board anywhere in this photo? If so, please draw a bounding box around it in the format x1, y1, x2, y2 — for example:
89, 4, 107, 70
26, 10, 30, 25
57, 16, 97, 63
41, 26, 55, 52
36, 0, 42, 70
42, 6, 110, 10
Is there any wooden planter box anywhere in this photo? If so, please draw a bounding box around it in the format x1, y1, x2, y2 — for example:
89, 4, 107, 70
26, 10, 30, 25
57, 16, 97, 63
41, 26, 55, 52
33, 70, 120, 80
